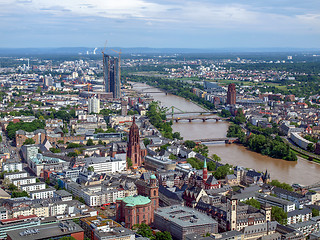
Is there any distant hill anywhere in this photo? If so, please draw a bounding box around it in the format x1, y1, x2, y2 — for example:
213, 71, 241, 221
0, 47, 319, 56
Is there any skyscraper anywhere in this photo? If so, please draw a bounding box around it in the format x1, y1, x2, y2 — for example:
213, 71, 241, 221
103, 53, 121, 98
227, 83, 236, 105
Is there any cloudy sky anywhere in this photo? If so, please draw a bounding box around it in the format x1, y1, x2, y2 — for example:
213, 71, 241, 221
0, 0, 319, 48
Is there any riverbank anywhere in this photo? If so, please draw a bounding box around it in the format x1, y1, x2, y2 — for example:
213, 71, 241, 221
131, 82, 320, 185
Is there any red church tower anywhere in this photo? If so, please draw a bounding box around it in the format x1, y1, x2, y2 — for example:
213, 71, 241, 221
203, 159, 208, 182
127, 117, 142, 168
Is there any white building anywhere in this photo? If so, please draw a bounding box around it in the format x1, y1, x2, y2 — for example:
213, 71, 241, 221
20, 182, 46, 193
2, 162, 23, 172
12, 176, 37, 187
30, 188, 55, 199
88, 96, 100, 114
4, 171, 28, 181
85, 156, 126, 174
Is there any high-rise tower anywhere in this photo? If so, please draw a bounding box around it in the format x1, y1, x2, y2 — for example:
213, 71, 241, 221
203, 159, 208, 182
103, 53, 121, 98
227, 83, 236, 105
127, 117, 142, 168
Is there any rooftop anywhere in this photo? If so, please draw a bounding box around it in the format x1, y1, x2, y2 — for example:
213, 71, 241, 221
122, 195, 151, 206
6, 220, 83, 240
155, 205, 217, 228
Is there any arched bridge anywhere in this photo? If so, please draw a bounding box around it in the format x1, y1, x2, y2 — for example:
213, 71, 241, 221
172, 115, 229, 122
186, 137, 238, 144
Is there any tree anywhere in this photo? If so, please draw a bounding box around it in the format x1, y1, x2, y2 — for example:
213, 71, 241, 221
143, 138, 151, 146
87, 166, 94, 172
307, 143, 315, 152
59, 237, 76, 240
12, 191, 29, 198
243, 199, 261, 209
211, 154, 221, 162
67, 152, 78, 157
271, 206, 287, 225
8, 183, 18, 191
172, 132, 183, 140
169, 154, 177, 160
154, 231, 173, 240
213, 164, 233, 179
23, 138, 35, 145
86, 139, 95, 146
270, 180, 293, 192
133, 223, 153, 238
312, 208, 319, 217
207, 161, 216, 171
127, 157, 133, 168
193, 144, 209, 157
50, 147, 61, 153
184, 140, 196, 149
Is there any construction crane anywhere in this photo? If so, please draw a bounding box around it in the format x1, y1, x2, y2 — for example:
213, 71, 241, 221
111, 49, 122, 81
102, 40, 108, 54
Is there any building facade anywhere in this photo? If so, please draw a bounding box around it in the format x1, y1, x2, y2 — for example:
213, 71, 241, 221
103, 54, 121, 99
227, 83, 236, 105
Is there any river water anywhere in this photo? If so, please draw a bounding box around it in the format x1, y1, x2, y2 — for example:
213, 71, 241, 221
131, 82, 320, 186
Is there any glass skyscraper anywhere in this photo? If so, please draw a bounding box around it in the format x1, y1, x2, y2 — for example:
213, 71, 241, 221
103, 53, 121, 98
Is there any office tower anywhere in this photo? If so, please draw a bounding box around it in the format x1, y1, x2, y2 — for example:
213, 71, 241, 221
227, 83, 236, 105
88, 96, 100, 114
103, 53, 121, 98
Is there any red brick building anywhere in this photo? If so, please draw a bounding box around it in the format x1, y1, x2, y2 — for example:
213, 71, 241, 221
116, 195, 153, 228
135, 173, 159, 217
126, 117, 146, 168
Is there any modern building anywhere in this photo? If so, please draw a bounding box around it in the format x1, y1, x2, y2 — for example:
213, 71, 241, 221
154, 205, 218, 239
103, 53, 121, 98
88, 96, 100, 114
6, 220, 84, 240
227, 83, 236, 105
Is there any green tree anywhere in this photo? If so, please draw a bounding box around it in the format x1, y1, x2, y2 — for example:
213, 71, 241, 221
87, 166, 94, 172
312, 208, 319, 217
213, 164, 233, 179
12, 191, 29, 198
23, 138, 35, 145
8, 183, 18, 191
307, 143, 315, 152
127, 157, 133, 168
59, 237, 76, 240
184, 140, 196, 149
207, 161, 216, 171
271, 206, 287, 225
270, 180, 293, 192
86, 139, 95, 146
143, 138, 151, 146
154, 231, 173, 240
169, 154, 177, 160
50, 147, 61, 153
211, 154, 221, 162
67, 152, 78, 157
193, 144, 209, 157
133, 223, 153, 238
243, 199, 261, 209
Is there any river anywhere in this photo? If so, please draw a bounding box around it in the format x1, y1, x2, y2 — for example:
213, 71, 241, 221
131, 82, 320, 186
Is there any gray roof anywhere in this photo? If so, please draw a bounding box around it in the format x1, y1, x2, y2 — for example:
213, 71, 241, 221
6, 221, 82, 240
287, 208, 312, 217
155, 205, 217, 228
